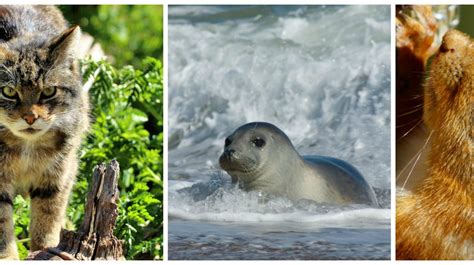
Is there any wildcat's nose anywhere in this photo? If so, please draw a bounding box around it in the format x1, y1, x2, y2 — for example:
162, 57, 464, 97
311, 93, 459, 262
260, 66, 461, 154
23, 113, 38, 125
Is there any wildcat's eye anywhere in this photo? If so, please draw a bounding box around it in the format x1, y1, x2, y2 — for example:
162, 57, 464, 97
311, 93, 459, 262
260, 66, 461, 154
252, 137, 265, 148
42, 87, 57, 98
1, 86, 17, 99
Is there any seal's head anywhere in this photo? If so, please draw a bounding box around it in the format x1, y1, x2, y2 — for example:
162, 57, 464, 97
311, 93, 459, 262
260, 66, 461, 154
219, 122, 297, 186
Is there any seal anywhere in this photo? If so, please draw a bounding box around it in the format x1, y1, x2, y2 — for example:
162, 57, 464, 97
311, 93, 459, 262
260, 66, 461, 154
219, 122, 378, 206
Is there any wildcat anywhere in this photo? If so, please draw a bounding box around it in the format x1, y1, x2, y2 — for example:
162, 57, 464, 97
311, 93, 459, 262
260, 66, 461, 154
396, 29, 473, 260
0, 6, 89, 259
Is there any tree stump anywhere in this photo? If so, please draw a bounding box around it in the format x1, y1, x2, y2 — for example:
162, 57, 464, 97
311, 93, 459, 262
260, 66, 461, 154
27, 160, 125, 260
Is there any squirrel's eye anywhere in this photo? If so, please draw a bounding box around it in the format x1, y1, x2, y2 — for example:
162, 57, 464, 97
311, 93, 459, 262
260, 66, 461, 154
2, 87, 17, 99
42, 87, 57, 98
252, 137, 265, 148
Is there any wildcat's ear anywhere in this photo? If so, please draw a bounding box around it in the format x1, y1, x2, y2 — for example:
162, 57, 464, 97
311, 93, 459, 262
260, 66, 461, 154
47, 25, 81, 64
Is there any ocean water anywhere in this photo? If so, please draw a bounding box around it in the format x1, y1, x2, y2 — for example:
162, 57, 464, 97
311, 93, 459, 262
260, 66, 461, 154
168, 5, 391, 260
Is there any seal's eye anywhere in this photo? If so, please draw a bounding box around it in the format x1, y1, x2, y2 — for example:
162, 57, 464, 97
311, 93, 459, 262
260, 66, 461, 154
252, 137, 265, 148
2, 86, 17, 99
42, 86, 57, 99
225, 137, 232, 147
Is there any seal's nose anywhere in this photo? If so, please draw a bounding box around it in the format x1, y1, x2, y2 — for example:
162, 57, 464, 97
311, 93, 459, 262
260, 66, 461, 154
224, 149, 235, 158
219, 148, 236, 169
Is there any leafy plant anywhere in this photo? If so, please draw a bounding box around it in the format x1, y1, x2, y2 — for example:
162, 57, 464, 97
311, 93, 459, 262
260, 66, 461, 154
13, 196, 30, 260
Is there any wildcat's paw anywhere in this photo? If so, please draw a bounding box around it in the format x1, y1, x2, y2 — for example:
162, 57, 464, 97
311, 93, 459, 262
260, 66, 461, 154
0, 247, 19, 260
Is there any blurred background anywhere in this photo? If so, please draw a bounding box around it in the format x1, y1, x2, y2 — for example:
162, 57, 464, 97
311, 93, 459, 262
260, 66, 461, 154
60, 5, 163, 66
458, 5, 474, 36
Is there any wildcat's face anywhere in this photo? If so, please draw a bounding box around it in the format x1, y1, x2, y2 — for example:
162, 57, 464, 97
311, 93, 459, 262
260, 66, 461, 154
0, 26, 82, 140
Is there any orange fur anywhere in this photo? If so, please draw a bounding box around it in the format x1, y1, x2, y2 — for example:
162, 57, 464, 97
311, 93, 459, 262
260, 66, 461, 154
396, 29, 473, 260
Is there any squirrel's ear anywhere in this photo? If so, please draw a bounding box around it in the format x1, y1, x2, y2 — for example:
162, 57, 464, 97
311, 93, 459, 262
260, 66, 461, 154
47, 25, 81, 64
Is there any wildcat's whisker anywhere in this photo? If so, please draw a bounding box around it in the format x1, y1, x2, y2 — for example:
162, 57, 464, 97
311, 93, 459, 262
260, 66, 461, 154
0, 65, 14, 80
52, 108, 84, 115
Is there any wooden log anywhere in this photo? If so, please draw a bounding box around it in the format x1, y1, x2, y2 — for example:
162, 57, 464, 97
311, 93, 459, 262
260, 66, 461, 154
27, 160, 124, 260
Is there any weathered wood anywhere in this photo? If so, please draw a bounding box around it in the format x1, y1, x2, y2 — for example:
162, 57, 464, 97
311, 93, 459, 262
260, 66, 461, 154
27, 160, 124, 260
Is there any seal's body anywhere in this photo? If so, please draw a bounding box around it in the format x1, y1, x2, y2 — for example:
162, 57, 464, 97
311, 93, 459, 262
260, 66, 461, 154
219, 122, 378, 206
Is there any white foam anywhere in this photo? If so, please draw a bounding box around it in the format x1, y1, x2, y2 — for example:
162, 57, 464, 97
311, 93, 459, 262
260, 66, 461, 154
170, 207, 390, 229
170, 183, 389, 229
168, 6, 226, 17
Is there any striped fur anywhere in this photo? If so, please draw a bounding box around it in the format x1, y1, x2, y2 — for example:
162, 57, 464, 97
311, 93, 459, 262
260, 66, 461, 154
0, 6, 89, 259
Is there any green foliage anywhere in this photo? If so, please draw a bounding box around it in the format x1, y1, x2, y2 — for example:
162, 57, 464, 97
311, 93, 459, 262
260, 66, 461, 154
60, 5, 163, 67
73, 57, 163, 260
13, 57, 163, 260
13, 196, 29, 260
